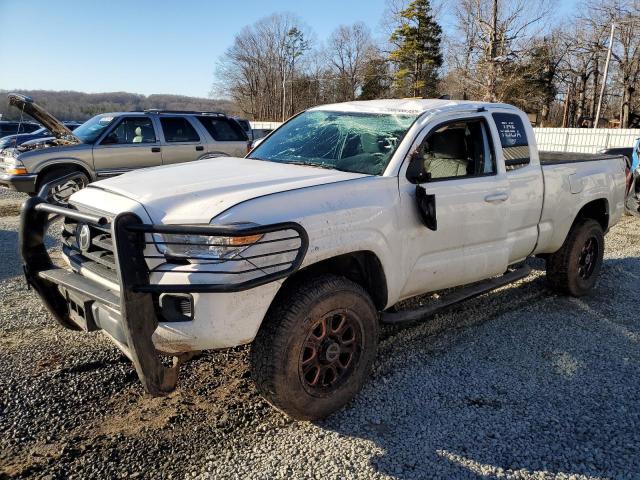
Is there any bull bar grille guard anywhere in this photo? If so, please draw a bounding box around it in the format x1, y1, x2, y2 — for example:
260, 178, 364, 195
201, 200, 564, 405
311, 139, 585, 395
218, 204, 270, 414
20, 195, 309, 395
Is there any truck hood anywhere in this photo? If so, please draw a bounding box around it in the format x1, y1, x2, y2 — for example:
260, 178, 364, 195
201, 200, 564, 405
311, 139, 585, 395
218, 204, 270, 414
7, 93, 80, 143
90, 157, 369, 223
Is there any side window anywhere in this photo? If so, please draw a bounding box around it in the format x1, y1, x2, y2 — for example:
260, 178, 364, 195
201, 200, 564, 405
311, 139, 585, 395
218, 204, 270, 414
101, 117, 156, 145
409, 119, 495, 182
160, 117, 200, 143
491, 113, 530, 171
196, 116, 247, 141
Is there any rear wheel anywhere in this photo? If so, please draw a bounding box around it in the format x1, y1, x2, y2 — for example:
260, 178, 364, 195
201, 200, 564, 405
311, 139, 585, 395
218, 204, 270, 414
250, 274, 379, 420
546, 219, 604, 297
37, 168, 89, 205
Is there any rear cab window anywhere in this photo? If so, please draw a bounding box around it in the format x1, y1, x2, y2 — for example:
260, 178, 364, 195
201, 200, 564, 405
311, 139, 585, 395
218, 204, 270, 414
491, 112, 530, 171
196, 116, 248, 142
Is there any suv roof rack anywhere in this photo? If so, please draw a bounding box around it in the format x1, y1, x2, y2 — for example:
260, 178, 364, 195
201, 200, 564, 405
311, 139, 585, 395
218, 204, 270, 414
142, 109, 225, 116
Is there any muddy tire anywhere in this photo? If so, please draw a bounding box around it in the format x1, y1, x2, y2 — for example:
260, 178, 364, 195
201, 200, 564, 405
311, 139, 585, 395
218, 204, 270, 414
250, 274, 379, 420
546, 219, 604, 297
37, 167, 89, 205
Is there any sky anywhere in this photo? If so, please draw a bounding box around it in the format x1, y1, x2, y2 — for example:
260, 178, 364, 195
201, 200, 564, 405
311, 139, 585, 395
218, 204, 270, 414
0, 0, 580, 99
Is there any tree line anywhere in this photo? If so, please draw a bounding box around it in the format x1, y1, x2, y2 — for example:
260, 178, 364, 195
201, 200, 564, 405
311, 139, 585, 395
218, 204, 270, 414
0, 90, 239, 122
214, 0, 640, 128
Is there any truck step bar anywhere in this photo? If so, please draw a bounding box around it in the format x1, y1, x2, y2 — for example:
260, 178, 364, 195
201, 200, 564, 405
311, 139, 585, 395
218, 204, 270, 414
381, 265, 531, 324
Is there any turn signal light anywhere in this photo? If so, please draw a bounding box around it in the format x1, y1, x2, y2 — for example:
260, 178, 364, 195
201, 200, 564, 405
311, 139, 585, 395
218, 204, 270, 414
6, 167, 27, 175
228, 233, 263, 246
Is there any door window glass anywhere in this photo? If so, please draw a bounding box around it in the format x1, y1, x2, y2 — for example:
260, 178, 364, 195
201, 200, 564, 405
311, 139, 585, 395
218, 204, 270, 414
410, 119, 495, 182
102, 117, 156, 145
491, 113, 530, 170
196, 116, 247, 141
160, 117, 200, 143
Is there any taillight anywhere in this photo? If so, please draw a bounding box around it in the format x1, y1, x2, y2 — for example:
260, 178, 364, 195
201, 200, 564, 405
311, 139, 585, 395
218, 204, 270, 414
246, 141, 253, 154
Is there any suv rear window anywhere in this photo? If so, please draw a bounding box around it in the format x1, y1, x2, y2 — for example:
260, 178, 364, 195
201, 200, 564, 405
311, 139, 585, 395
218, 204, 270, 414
491, 113, 530, 170
160, 117, 200, 143
196, 116, 247, 141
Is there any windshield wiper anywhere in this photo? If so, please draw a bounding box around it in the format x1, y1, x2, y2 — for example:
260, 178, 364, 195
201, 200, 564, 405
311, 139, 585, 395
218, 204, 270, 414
285, 160, 341, 171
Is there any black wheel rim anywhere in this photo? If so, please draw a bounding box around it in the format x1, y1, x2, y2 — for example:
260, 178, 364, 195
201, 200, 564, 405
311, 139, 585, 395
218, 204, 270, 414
578, 236, 598, 280
299, 309, 362, 395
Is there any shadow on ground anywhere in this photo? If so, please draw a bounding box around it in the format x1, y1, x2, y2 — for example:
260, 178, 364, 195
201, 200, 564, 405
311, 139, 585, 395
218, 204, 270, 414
318, 256, 640, 479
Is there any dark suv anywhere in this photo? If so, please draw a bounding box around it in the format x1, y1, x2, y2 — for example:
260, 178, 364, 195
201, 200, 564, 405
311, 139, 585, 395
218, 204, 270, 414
0, 120, 40, 138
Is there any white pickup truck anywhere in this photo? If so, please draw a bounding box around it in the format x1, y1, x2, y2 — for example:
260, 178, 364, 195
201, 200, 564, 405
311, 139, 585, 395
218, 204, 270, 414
21, 99, 627, 420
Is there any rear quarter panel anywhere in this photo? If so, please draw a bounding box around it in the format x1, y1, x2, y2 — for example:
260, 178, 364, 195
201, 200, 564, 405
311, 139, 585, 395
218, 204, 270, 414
535, 158, 626, 254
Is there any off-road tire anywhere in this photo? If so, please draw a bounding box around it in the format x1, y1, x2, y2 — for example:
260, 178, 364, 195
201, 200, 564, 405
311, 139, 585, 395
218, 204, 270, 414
37, 167, 89, 205
546, 219, 604, 297
250, 274, 379, 420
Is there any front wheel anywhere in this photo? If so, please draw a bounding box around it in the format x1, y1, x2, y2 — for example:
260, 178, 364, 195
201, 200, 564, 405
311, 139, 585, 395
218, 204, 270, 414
546, 219, 605, 297
38, 168, 89, 205
250, 274, 379, 420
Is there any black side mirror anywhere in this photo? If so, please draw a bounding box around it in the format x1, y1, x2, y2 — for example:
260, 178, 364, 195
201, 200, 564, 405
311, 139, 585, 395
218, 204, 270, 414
416, 185, 437, 231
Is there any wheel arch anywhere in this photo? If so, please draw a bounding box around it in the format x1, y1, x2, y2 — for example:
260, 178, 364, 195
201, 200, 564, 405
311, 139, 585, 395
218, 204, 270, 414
573, 198, 609, 233
277, 250, 389, 311
35, 161, 93, 191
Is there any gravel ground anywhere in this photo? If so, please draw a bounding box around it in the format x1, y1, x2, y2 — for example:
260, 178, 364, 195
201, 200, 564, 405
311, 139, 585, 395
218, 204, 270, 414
1, 187, 639, 479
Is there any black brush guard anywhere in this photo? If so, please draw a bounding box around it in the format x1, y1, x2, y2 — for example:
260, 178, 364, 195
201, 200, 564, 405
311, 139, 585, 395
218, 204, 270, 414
20, 195, 308, 395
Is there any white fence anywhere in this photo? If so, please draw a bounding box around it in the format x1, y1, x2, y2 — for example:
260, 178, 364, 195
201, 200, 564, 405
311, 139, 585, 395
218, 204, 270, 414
532, 128, 640, 153
250, 121, 639, 154
250, 121, 282, 131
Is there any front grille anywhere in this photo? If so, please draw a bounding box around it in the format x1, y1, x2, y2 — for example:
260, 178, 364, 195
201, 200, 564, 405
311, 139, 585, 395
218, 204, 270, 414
62, 215, 118, 283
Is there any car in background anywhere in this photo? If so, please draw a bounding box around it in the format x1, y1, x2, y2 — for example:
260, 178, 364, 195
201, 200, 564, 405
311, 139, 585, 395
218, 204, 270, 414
0, 120, 40, 138
232, 117, 253, 140
0, 122, 81, 150
0, 94, 250, 203
599, 140, 640, 216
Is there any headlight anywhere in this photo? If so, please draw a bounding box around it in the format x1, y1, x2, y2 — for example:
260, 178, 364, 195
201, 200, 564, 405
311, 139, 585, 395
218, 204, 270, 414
154, 223, 263, 263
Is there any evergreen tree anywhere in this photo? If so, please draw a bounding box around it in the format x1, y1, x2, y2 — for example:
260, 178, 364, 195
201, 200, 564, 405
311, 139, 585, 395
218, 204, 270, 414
389, 0, 443, 98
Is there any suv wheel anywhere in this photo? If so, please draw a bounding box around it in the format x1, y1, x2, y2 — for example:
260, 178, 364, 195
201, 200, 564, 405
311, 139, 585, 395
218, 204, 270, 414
250, 274, 379, 420
38, 169, 89, 205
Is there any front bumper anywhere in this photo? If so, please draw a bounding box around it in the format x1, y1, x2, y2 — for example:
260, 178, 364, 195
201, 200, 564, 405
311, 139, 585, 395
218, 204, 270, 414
0, 172, 37, 193
20, 196, 308, 395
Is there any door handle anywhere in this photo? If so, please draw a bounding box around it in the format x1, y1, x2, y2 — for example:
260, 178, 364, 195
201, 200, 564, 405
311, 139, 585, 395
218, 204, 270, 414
151, 147, 161, 153
484, 192, 509, 203
195, 145, 204, 151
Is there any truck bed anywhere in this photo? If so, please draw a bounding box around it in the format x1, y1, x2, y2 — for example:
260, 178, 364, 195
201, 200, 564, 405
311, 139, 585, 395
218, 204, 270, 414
539, 151, 622, 165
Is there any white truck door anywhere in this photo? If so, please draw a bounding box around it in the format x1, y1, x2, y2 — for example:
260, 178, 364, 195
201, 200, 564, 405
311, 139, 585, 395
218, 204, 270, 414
398, 114, 510, 299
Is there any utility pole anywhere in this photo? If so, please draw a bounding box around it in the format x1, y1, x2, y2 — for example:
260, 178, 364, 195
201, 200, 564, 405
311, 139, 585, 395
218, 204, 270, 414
594, 22, 615, 129
282, 73, 287, 122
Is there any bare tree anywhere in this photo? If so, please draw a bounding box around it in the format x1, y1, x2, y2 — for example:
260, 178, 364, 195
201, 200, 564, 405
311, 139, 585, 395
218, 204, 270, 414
214, 13, 313, 121
451, 0, 553, 102
326, 23, 376, 101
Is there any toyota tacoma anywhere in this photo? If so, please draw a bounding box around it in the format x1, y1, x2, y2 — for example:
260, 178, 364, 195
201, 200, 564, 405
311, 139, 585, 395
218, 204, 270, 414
21, 99, 627, 420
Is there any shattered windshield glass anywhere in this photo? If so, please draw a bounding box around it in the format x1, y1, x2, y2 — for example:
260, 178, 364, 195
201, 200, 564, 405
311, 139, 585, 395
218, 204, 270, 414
248, 110, 418, 175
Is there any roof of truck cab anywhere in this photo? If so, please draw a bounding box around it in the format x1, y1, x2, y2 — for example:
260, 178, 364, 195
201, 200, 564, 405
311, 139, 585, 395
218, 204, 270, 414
309, 98, 519, 115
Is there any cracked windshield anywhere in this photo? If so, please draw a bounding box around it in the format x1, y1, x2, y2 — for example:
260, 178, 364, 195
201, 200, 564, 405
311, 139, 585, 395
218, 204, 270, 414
248, 110, 417, 175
